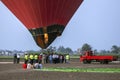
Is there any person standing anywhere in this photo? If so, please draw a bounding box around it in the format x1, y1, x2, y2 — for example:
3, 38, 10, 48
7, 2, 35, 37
17, 54, 20, 64
13, 53, 17, 64
65, 54, 70, 63
52, 54, 56, 64
42, 53, 46, 64
24, 53, 29, 64
49, 54, 53, 64
29, 53, 34, 65
34, 54, 38, 63
38, 54, 42, 64
62, 54, 64, 63
59, 54, 63, 63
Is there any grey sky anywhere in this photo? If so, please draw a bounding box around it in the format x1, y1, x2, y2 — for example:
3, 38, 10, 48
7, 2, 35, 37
0, 0, 120, 51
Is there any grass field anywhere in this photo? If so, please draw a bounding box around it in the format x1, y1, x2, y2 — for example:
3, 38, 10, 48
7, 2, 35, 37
35, 67, 120, 73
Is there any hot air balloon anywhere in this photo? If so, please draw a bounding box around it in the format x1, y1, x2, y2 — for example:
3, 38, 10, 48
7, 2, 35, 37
1, 0, 83, 49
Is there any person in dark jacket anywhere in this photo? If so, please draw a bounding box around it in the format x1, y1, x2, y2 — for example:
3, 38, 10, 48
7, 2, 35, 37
13, 53, 17, 64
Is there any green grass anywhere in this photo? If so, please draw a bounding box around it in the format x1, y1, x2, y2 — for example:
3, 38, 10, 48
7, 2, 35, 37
35, 67, 120, 73
0, 56, 13, 58
0, 56, 24, 59
70, 55, 80, 58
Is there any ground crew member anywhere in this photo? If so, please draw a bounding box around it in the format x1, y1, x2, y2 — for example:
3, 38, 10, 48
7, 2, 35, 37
34, 54, 38, 63
29, 53, 34, 65
24, 54, 28, 64
65, 54, 70, 63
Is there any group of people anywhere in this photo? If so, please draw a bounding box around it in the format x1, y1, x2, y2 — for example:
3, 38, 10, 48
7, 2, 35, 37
24, 53, 42, 69
42, 53, 70, 64
25, 53, 70, 64
13, 53, 20, 64
22, 53, 70, 69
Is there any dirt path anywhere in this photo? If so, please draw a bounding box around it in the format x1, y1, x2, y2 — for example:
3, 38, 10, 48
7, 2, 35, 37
0, 61, 120, 80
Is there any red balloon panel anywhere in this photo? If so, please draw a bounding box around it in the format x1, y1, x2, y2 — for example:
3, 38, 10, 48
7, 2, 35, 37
2, 0, 83, 29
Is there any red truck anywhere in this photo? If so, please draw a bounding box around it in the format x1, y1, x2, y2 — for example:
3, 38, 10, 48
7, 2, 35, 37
80, 51, 118, 64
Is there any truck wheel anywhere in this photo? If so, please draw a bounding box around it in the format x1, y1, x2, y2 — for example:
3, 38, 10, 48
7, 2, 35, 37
87, 60, 91, 64
83, 60, 88, 64
100, 60, 104, 64
100, 60, 109, 64
104, 60, 109, 64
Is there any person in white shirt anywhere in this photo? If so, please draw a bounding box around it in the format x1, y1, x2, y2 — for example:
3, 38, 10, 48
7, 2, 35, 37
17, 54, 20, 64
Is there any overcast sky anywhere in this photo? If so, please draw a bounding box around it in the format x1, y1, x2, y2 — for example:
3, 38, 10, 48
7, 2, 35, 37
0, 0, 120, 51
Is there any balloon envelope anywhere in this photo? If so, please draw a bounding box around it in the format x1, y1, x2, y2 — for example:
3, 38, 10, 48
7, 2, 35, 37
1, 0, 83, 49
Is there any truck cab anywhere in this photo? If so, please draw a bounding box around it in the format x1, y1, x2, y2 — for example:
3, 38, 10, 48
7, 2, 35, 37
80, 51, 93, 64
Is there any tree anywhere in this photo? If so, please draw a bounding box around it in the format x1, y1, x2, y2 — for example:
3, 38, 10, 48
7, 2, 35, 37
111, 45, 119, 54
57, 46, 73, 54
47, 46, 56, 53
81, 43, 92, 52
99, 50, 108, 55
65, 47, 73, 54
93, 49, 98, 55
57, 46, 65, 53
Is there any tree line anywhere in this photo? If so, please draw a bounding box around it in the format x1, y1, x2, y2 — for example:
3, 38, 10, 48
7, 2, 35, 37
1, 43, 119, 56
80, 43, 120, 55
44, 43, 120, 55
